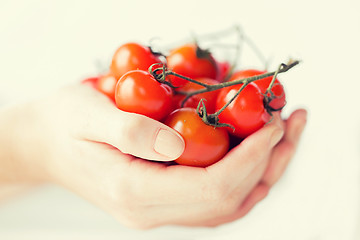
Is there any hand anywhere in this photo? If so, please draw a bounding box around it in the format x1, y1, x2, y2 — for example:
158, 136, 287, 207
0, 84, 306, 228
230, 109, 307, 222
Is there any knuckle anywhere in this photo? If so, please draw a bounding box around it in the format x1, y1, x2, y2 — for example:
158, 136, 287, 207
118, 114, 145, 148
122, 115, 144, 139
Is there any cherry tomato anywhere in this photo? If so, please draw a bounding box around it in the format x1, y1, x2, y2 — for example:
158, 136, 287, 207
96, 72, 117, 101
230, 69, 286, 110
216, 83, 271, 139
172, 77, 220, 113
81, 76, 100, 88
167, 43, 218, 87
115, 70, 173, 120
110, 42, 162, 79
165, 108, 229, 167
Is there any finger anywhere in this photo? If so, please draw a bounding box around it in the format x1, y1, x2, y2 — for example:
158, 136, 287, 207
142, 154, 269, 227
77, 86, 185, 161
235, 183, 270, 218
262, 108, 307, 186
155, 181, 269, 228
207, 117, 284, 188
202, 183, 270, 227
79, 141, 268, 229
198, 156, 270, 227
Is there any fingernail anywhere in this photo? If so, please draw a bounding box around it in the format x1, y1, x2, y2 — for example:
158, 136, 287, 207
153, 129, 185, 160
270, 128, 284, 148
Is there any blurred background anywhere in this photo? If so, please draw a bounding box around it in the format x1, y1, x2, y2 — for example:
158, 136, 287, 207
0, 0, 359, 239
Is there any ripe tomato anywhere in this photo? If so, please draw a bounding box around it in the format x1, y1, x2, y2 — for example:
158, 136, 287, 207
167, 43, 218, 87
81, 76, 100, 88
216, 83, 271, 139
96, 72, 117, 101
172, 77, 220, 113
230, 69, 286, 110
115, 70, 173, 120
110, 42, 162, 79
165, 108, 229, 167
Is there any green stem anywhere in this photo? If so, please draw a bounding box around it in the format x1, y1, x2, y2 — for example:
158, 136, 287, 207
265, 63, 284, 95
166, 72, 209, 87
149, 60, 299, 126
176, 60, 299, 98
175, 60, 299, 120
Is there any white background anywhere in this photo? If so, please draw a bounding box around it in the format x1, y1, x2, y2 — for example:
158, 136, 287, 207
0, 0, 359, 239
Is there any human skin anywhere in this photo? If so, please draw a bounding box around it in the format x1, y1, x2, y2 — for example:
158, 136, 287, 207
0, 84, 306, 228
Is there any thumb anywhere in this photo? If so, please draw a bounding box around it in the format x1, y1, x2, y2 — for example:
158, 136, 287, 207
80, 103, 185, 161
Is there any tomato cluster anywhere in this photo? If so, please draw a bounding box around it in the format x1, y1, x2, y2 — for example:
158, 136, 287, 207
82, 41, 288, 167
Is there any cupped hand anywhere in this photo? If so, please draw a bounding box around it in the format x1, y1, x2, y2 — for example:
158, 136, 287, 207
8, 84, 306, 229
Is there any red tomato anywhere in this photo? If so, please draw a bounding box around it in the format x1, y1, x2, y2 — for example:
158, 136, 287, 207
110, 42, 162, 79
81, 76, 100, 88
172, 77, 220, 113
96, 72, 117, 101
167, 43, 218, 87
216, 83, 271, 139
165, 108, 229, 167
115, 70, 173, 121
230, 69, 286, 110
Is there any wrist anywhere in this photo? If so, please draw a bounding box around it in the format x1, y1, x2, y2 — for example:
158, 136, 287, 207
0, 102, 48, 184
